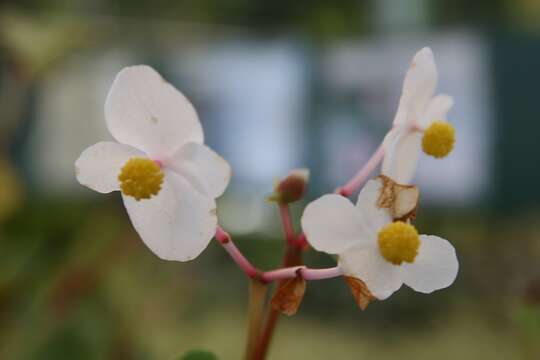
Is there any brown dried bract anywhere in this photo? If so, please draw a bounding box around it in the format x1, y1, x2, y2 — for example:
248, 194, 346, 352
377, 175, 419, 221
271, 275, 306, 316
344, 276, 376, 310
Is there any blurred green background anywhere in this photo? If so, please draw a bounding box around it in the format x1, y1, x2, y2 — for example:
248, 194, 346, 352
1, 1, 540, 359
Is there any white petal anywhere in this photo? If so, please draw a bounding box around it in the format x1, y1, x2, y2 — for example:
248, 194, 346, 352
105, 65, 203, 159
75, 141, 143, 193
382, 127, 400, 154
391, 91, 410, 126
401, 47, 438, 120
166, 143, 231, 198
339, 246, 403, 300
122, 170, 217, 262
356, 179, 392, 234
402, 235, 459, 294
382, 129, 421, 184
419, 95, 454, 128
301, 195, 370, 255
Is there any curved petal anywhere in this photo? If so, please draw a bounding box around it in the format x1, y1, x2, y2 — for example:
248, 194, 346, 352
301, 195, 370, 255
382, 127, 400, 154
105, 65, 203, 159
339, 246, 403, 300
75, 141, 143, 193
402, 235, 459, 294
122, 170, 217, 262
356, 179, 392, 234
382, 129, 421, 185
418, 95, 454, 128
166, 143, 231, 198
401, 47, 438, 120
392, 95, 409, 126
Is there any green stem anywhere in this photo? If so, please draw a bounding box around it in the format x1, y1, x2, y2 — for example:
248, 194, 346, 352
244, 279, 267, 360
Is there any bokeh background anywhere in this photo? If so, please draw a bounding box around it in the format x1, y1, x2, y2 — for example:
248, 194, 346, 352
1, 1, 540, 359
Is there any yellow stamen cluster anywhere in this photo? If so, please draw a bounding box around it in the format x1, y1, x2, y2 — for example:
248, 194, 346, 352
118, 158, 164, 201
422, 121, 455, 158
378, 221, 420, 265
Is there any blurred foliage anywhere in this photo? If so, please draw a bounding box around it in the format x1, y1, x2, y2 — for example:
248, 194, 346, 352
179, 350, 218, 360
0, 11, 96, 79
3, 0, 540, 38
3, 0, 369, 39
0, 157, 23, 221
514, 302, 540, 358
435, 0, 506, 26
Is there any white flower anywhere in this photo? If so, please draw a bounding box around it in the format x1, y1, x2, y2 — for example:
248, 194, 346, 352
382, 47, 455, 184
75, 65, 231, 262
301, 178, 458, 300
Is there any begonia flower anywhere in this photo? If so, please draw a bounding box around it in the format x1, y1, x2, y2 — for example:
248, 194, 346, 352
382, 47, 455, 184
301, 178, 458, 299
76, 65, 231, 261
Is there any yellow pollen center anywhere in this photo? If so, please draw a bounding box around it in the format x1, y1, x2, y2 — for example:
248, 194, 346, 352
378, 221, 420, 265
118, 158, 164, 201
422, 121, 455, 158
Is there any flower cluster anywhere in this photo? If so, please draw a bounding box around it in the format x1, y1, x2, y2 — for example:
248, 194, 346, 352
75, 47, 458, 310
303, 47, 458, 300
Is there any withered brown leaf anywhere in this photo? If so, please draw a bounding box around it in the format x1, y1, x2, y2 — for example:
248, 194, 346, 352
344, 276, 376, 311
377, 175, 419, 221
271, 276, 306, 316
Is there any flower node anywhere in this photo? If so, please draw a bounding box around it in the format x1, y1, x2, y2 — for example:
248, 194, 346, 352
378, 221, 420, 265
422, 121, 455, 158
118, 158, 164, 201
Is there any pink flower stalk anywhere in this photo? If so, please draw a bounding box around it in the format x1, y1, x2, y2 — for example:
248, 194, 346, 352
337, 143, 385, 197
261, 266, 342, 282
215, 226, 342, 283
215, 226, 260, 279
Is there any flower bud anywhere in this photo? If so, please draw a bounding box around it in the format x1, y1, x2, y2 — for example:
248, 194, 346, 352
267, 169, 310, 204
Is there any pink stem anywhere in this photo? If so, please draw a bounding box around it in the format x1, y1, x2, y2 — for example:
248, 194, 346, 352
301, 266, 343, 280
278, 204, 297, 245
337, 143, 385, 197
261, 266, 342, 282
215, 226, 342, 283
215, 226, 260, 279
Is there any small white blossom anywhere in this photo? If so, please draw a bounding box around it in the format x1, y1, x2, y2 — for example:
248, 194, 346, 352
301, 178, 458, 300
75, 65, 231, 261
382, 47, 455, 184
